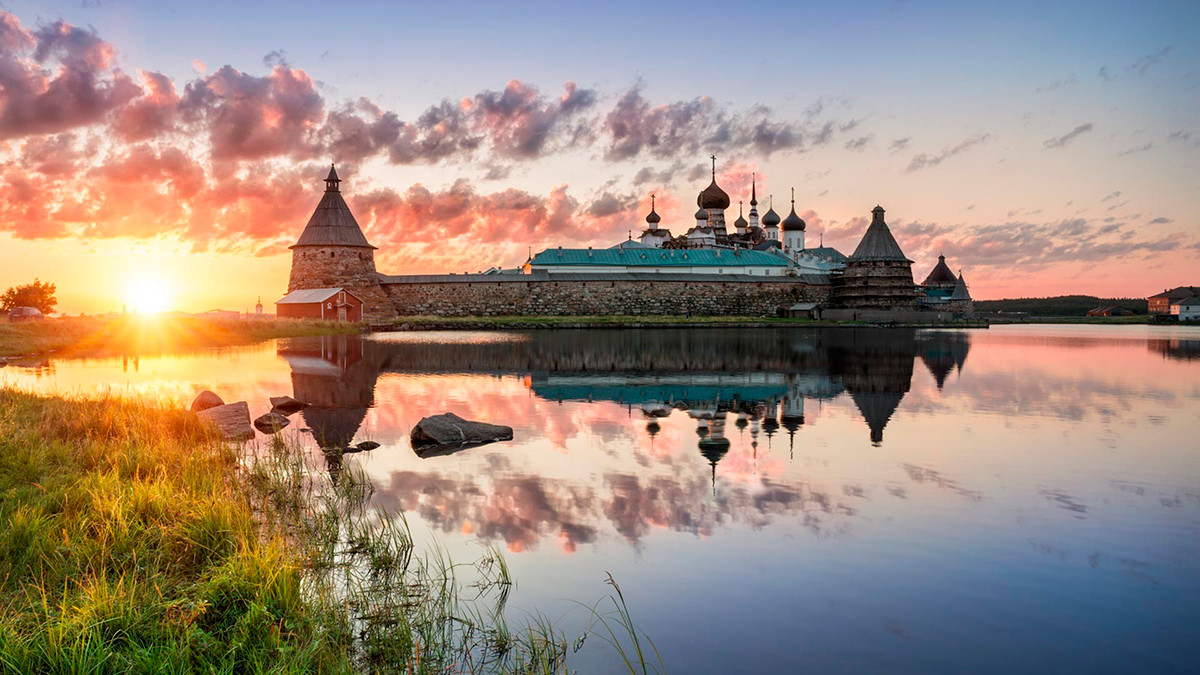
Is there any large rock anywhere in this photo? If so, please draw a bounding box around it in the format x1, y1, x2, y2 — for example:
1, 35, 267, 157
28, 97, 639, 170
196, 402, 254, 442
410, 413, 512, 456
253, 412, 291, 434
269, 396, 309, 415
190, 390, 224, 412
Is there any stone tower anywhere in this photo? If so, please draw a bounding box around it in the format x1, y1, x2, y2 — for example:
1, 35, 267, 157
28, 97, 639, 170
832, 205, 916, 309
288, 165, 394, 318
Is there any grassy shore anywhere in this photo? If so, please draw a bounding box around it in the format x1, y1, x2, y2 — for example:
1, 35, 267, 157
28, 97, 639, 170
0, 315, 362, 358
0, 389, 659, 673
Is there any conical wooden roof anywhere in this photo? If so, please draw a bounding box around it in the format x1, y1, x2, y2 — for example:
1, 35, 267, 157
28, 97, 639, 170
291, 166, 375, 249
951, 272, 972, 300
849, 206, 909, 262
922, 255, 957, 285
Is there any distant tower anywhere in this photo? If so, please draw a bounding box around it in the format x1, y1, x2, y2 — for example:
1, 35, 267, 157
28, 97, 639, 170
638, 194, 671, 248
255, 297, 263, 316
761, 196, 781, 241
832, 205, 916, 309
288, 164, 394, 317
748, 174, 760, 229
734, 201, 748, 236
697, 155, 730, 233
782, 188, 806, 253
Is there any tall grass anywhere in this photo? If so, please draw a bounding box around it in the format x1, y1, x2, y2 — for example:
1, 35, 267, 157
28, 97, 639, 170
0, 388, 660, 673
0, 315, 361, 358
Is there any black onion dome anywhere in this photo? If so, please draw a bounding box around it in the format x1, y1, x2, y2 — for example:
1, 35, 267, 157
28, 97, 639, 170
646, 208, 661, 225
694, 207, 709, 221
782, 207, 806, 232
734, 213, 748, 228
761, 207, 781, 227
697, 179, 731, 210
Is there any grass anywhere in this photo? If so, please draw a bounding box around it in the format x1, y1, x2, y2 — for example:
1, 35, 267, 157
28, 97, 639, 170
389, 314, 816, 328
0, 388, 660, 673
0, 315, 361, 358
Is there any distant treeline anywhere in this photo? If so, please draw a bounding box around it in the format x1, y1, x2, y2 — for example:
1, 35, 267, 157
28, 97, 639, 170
976, 295, 1148, 316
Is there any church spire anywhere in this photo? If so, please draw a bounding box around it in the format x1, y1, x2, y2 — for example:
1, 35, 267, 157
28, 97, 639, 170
750, 173, 757, 206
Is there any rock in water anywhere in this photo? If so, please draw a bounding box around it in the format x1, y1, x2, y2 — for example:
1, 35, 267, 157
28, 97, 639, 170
410, 413, 513, 456
196, 402, 254, 441
254, 412, 291, 434
190, 390, 224, 412
269, 396, 309, 415
355, 441, 380, 451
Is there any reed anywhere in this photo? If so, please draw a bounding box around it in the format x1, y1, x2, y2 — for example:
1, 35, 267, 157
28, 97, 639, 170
0, 388, 660, 673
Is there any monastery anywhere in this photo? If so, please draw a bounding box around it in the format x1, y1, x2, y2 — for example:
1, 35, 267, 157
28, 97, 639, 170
277, 162, 973, 319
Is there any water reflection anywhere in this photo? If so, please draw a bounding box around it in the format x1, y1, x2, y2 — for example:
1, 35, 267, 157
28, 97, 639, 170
5, 326, 1198, 672
278, 327, 973, 452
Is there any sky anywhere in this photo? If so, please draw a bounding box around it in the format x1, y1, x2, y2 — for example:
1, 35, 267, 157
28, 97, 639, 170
0, 0, 1197, 313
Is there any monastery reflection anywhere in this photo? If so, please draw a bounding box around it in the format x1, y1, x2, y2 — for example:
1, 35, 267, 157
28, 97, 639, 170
277, 327, 973, 476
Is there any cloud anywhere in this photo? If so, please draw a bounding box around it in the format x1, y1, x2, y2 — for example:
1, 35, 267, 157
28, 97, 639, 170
1035, 74, 1077, 93
1148, 217, 1172, 225
0, 13, 139, 139
1116, 143, 1152, 156
1097, 66, 1113, 81
1043, 123, 1093, 149
888, 137, 910, 153
602, 87, 840, 161
1130, 46, 1172, 75
1101, 191, 1121, 202
181, 64, 325, 161
906, 133, 990, 172
844, 134, 874, 151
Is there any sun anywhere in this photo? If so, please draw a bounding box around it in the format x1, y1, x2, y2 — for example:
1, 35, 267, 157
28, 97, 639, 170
125, 276, 173, 314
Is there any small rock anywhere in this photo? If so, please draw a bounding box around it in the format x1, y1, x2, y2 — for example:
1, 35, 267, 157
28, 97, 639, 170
253, 412, 291, 434
269, 396, 309, 415
355, 441, 380, 451
196, 402, 254, 441
411, 413, 513, 456
190, 390, 224, 412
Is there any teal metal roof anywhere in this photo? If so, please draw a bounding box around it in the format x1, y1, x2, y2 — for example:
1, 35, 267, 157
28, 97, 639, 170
801, 246, 848, 263
531, 247, 788, 268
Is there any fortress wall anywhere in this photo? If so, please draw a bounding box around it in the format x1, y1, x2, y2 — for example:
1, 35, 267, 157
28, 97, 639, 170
380, 278, 832, 317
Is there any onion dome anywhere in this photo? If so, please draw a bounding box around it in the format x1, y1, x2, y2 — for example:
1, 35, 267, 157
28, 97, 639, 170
781, 189, 806, 232
694, 207, 709, 221
696, 156, 731, 210
734, 202, 748, 229
645, 194, 661, 226
761, 195, 781, 227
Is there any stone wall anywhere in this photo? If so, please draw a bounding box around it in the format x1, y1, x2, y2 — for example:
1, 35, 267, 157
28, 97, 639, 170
832, 260, 917, 309
288, 246, 394, 318
380, 277, 831, 317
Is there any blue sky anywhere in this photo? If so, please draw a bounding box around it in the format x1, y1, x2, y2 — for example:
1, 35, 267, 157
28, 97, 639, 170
1, 0, 1197, 310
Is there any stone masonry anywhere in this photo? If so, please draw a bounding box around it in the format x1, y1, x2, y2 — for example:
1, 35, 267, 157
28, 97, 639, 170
379, 276, 831, 317
288, 246, 393, 318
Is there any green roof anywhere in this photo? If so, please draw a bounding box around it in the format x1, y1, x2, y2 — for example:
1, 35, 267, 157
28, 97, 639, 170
802, 246, 848, 263
531, 247, 788, 268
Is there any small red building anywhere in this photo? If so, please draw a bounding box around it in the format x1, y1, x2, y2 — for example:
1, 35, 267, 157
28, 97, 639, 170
275, 287, 364, 322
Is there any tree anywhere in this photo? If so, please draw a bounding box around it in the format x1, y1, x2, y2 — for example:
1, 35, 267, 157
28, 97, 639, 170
1, 279, 57, 314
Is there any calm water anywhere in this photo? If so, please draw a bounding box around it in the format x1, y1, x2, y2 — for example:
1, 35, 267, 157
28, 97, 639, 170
4, 325, 1199, 673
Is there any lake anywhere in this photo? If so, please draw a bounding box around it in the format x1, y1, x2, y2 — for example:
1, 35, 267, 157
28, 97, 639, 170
3, 324, 1198, 673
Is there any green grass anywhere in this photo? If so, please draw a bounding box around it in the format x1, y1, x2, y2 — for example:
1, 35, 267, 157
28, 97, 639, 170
0, 389, 659, 673
0, 389, 345, 672
390, 314, 815, 327
0, 315, 361, 358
